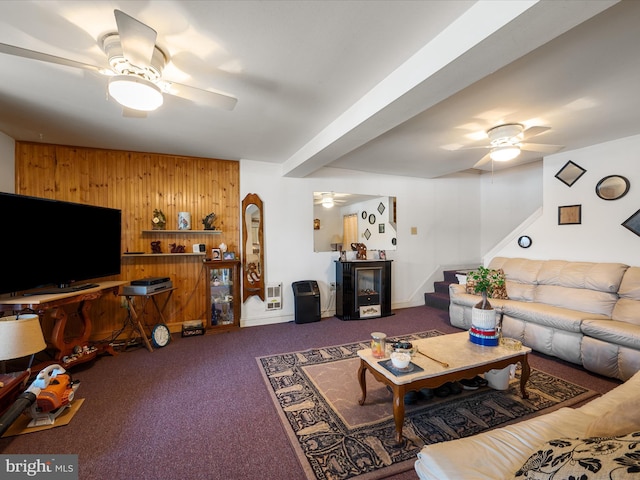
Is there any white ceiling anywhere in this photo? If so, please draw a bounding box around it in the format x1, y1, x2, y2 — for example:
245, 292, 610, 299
1, 1, 639, 179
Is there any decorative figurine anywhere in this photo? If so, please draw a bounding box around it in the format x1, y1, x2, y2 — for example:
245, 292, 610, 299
351, 242, 367, 260
170, 243, 186, 253
151, 241, 162, 254
152, 209, 166, 230
202, 212, 217, 230
169, 243, 185, 253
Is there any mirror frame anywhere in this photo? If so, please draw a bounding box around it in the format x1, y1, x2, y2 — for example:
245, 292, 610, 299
595, 175, 630, 201
242, 193, 265, 302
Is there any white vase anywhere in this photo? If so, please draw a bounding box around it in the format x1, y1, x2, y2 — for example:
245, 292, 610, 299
472, 306, 497, 330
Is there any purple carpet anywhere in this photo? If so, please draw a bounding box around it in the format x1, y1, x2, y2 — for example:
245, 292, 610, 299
0, 306, 621, 479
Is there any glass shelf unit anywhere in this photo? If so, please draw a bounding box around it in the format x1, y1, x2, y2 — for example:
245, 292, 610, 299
204, 260, 241, 333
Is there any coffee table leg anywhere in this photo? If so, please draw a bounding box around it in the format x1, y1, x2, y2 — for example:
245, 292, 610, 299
520, 355, 531, 399
392, 386, 405, 444
358, 359, 368, 406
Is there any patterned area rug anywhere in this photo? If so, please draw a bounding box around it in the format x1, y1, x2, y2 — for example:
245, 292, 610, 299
256, 330, 598, 480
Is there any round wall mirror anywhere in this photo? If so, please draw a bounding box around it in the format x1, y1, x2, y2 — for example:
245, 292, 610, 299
595, 175, 630, 200
518, 235, 532, 248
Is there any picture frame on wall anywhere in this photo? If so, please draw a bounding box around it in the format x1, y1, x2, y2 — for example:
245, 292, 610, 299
555, 160, 586, 187
379, 223, 385, 234
622, 208, 640, 238
558, 205, 582, 225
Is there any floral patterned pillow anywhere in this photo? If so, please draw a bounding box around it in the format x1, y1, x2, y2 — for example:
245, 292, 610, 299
465, 268, 508, 299
514, 431, 640, 479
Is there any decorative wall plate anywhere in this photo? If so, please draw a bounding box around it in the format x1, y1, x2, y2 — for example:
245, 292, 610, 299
368, 214, 376, 224
378, 202, 385, 214
362, 211, 367, 219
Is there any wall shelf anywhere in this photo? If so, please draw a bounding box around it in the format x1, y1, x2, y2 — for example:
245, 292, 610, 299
142, 230, 222, 234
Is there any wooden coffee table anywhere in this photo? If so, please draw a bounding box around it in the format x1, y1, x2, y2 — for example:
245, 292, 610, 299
357, 331, 531, 444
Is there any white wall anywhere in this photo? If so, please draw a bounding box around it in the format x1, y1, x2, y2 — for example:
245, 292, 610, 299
492, 133, 640, 264
240, 161, 487, 327
0, 131, 15, 193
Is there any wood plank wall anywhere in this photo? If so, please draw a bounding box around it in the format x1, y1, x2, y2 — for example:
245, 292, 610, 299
15, 142, 240, 341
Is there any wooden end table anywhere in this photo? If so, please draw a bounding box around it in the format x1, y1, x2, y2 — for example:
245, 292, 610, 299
357, 331, 531, 444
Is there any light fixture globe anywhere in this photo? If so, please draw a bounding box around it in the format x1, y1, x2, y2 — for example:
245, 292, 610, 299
490, 145, 520, 162
108, 75, 163, 111
321, 194, 334, 208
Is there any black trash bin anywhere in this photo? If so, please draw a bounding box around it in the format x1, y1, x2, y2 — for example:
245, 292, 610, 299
291, 280, 321, 324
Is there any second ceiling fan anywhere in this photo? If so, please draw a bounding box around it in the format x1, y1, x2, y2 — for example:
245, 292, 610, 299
470, 123, 563, 168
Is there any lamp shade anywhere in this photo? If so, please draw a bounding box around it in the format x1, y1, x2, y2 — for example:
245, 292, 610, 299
0, 314, 46, 362
490, 145, 520, 162
108, 75, 164, 111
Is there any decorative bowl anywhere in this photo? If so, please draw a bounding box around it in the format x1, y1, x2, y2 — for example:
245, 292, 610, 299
390, 351, 411, 369
391, 341, 418, 357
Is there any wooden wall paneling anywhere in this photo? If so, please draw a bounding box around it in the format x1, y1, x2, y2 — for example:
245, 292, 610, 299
16, 142, 240, 341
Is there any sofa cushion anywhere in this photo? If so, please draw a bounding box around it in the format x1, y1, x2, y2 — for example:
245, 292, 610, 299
536, 260, 628, 292
612, 267, 640, 325
535, 284, 619, 316
513, 432, 640, 479
585, 396, 640, 437
503, 301, 604, 333
581, 319, 640, 350
489, 257, 543, 284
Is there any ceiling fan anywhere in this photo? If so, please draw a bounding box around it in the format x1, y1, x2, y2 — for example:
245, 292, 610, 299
469, 123, 563, 168
0, 10, 237, 114
313, 192, 350, 208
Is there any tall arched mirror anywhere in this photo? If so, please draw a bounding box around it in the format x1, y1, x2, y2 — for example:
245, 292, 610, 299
242, 193, 265, 302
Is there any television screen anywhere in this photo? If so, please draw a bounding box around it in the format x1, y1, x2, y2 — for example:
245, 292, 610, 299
0, 193, 122, 295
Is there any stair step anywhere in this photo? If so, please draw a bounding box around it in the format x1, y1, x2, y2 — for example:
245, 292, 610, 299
433, 280, 451, 294
443, 270, 460, 283
424, 291, 450, 311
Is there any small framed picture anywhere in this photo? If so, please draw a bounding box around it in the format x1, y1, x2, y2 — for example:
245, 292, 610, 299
223, 252, 236, 260
211, 248, 222, 260
340, 250, 346, 261
558, 205, 582, 225
379, 250, 386, 260
379, 223, 385, 234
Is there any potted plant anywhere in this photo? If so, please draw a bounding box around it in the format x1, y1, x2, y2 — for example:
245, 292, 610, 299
467, 266, 505, 333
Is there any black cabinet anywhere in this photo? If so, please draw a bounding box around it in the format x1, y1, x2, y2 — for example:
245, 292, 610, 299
335, 260, 392, 320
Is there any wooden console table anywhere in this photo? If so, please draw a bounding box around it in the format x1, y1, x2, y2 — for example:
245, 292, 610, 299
0, 281, 125, 370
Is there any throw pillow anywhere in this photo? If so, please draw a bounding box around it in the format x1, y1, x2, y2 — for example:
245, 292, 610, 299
465, 268, 508, 299
585, 397, 640, 437
514, 432, 640, 479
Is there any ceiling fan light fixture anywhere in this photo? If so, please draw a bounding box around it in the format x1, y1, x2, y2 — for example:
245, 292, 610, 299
321, 194, 335, 208
108, 75, 163, 111
490, 145, 520, 162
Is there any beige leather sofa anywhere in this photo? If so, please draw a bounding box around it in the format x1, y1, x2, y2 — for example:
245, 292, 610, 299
415, 370, 640, 480
449, 257, 640, 381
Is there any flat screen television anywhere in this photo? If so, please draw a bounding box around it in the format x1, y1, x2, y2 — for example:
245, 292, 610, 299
0, 193, 122, 296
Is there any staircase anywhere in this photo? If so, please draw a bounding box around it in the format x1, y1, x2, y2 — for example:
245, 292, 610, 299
424, 269, 466, 311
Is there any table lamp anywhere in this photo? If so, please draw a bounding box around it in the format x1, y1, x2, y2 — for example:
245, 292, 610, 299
0, 314, 46, 374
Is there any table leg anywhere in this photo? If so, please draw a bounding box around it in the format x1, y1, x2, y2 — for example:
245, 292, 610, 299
392, 386, 406, 444
520, 355, 530, 399
357, 360, 367, 406
126, 297, 154, 353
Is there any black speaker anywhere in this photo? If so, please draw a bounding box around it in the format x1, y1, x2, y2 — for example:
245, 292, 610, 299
292, 280, 321, 324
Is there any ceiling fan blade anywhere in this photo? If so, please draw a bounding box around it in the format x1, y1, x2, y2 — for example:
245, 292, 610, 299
521, 126, 550, 140
520, 142, 564, 154
473, 153, 492, 168
161, 81, 238, 111
122, 108, 147, 118
0, 42, 102, 73
114, 9, 157, 68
